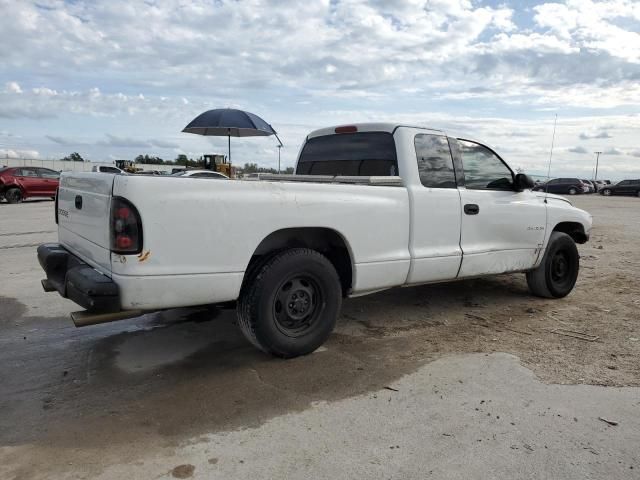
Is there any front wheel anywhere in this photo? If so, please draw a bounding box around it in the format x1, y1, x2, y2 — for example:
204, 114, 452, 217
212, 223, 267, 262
237, 248, 342, 358
602, 189, 612, 196
526, 232, 579, 298
568, 187, 577, 195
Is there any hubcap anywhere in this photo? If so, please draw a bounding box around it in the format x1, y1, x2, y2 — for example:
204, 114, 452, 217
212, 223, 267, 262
273, 275, 323, 337
551, 251, 570, 284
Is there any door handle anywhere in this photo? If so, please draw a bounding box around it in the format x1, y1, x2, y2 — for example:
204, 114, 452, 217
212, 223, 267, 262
464, 204, 479, 215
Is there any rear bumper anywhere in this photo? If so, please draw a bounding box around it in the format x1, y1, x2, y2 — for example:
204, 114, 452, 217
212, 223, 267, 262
37, 243, 120, 313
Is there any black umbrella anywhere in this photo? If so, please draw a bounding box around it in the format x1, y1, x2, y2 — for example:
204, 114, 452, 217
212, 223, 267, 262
182, 108, 282, 168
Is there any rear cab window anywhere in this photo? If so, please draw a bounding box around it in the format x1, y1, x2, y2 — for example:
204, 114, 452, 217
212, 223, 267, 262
296, 132, 398, 176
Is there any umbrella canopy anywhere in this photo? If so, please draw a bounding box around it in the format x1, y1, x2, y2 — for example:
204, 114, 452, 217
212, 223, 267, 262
182, 108, 282, 171
182, 108, 277, 137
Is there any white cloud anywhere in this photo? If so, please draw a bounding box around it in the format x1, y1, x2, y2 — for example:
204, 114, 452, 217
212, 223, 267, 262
534, 0, 640, 63
0, 148, 39, 159
98, 134, 151, 149
603, 147, 623, 155
46, 135, 85, 146
569, 146, 589, 154
5, 81, 22, 93
149, 139, 180, 149
580, 130, 613, 140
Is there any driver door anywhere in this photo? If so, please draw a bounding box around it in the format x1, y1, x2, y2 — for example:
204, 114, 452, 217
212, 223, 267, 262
453, 139, 546, 278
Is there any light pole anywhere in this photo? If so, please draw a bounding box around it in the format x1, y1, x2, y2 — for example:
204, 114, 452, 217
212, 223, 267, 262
277, 144, 281, 174
594, 151, 602, 181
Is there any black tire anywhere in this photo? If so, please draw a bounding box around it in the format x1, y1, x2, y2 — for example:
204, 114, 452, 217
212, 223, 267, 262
636, 191, 640, 198
5, 188, 23, 204
526, 232, 579, 299
602, 189, 612, 196
568, 187, 577, 195
237, 248, 342, 358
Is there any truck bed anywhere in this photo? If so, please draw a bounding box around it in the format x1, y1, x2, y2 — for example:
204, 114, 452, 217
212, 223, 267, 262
56, 172, 412, 310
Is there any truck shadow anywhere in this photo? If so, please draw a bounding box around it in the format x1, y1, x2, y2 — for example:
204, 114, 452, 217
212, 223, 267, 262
1, 273, 540, 450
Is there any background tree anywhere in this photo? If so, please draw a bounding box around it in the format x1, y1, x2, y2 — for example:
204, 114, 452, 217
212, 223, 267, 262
135, 154, 165, 165
61, 152, 85, 162
243, 162, 259, 173
174, 154, 203, 168
237, 162, 287, 175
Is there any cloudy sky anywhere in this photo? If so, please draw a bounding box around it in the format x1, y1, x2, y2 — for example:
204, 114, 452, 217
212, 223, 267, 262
1, 0, 639, 178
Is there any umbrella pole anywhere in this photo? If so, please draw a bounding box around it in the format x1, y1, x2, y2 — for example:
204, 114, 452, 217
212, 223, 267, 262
228, 134, 231, 177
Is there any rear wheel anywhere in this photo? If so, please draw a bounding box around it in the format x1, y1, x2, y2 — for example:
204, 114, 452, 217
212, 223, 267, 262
5, 188, 23, 204
526, 232, 579, 298
237, 248, 342, 358
636, 191, 640, 198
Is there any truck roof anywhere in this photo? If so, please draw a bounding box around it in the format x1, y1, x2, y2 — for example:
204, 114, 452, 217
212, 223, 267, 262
307, 123, 444, 139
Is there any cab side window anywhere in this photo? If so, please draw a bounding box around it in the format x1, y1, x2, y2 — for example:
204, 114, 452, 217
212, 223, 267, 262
458, 139, 513, 190
414, 134, 457, 188
18, 168, 38, 177
38, 168, 60, 178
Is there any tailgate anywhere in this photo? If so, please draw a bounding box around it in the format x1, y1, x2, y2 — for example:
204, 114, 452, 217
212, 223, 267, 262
57, 172, 114, 274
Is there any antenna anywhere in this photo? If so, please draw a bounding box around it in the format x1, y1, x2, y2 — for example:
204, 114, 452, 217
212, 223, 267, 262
545, 114, 558, 201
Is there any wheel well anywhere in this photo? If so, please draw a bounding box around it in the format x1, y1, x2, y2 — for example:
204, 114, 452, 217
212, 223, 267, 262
553, 222, 588, 244
248, 228, 353, 296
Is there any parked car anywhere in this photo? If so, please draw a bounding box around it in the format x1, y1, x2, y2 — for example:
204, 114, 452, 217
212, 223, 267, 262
581, 180, 597, 193
92, 165, 124, 174
0, 167, 60, 203
533, 178, 590, 195
171, 169, 229, 179
134, 170, 171, 176
38, 123, 592, 357
594, 180, 607, 191
599, 179, 640, 197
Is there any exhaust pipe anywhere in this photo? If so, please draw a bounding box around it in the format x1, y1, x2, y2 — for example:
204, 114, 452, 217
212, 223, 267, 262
71, 309, 146, 327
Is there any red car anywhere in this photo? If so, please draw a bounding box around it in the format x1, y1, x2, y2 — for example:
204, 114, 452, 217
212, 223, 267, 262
0, 167, 60, 203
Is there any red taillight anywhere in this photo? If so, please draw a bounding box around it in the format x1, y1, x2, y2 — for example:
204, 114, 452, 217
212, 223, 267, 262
110, 197, 142, 254
116, 207, 131, 219
115, 235, 134, 250
335, 125, 358, 134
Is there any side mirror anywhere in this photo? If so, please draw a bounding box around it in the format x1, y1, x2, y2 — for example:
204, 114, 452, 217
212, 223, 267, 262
515, 173, 535, 191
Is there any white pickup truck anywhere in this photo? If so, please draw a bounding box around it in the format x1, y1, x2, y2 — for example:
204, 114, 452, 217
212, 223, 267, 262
38, 123, 592, 357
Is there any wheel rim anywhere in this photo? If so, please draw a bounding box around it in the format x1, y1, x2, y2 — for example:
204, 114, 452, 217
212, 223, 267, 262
273, 274, 324, 337
7, 190, 22, 203
569, 188, 576, 195
604, 190, 611, 196
550, 250, 573, 288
